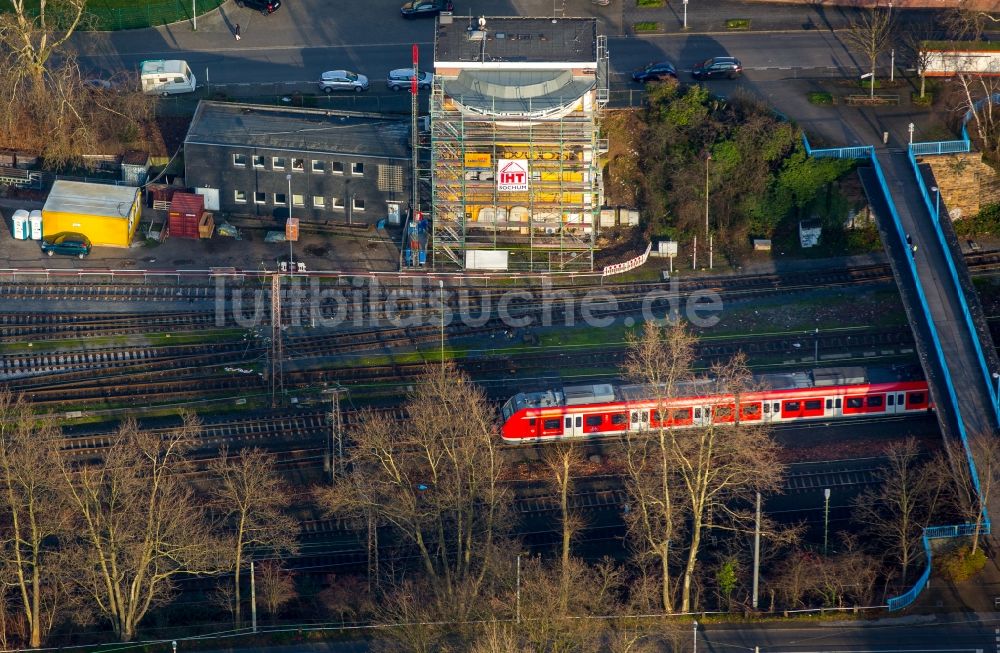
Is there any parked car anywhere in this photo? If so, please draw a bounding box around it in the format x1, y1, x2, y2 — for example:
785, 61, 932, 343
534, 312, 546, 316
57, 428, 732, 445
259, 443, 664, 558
632, 61, 677, 83
319, 70, 369, 93
400, 0, 453, 18
236, 0, 280, 15
692, 56, 743, 80
40, 232, 91, 259
387, 68, 433, 91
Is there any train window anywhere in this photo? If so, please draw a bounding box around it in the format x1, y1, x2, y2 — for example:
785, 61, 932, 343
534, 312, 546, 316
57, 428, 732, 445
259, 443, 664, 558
641, 412, 648, 422
835, 398, 842, 408
846, 397, 863, 408
652, 410, 663, 422
585, 416, 603, 427
529, 419, 536, 426
763, 403, 770, 414
715, 406, 732, 418
887, 395, 895, 406
909, 392, 925, 404
611, 413, 628, 425
773, 402, 780, 412
565, 418, 572, 429
575, 416, 582, 428
785, 401, 800, 411
867, 396, 883, 407
826, 399, 832, 409
631, 412, 639, 423
897, 393, 904, 405
805, 400, 822, 411
673, 408, 691, 420
694, 408, 702, 419
544, 419, 560, 430
741, 403, 760, 415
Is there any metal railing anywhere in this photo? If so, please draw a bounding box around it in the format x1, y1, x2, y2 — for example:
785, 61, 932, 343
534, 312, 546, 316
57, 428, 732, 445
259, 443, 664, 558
802, 131, 992, 611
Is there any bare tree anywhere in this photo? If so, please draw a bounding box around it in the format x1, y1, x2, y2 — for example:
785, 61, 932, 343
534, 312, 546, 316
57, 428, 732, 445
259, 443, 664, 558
842, 5, 896, 99
542, 442, 586, 613
898, 22, 938, 100
953, 72, 1000, 160
936, 432, 1000, 555
942, 1, 999, 42
209, 447, 298, 629
852, 438, 945, 583
316, 363, 511, 617
58, 415, 221, 641
0, 391, 74, 648
620, 322, 697, 614
256, 561, 297, 622
0, 0, 86, 86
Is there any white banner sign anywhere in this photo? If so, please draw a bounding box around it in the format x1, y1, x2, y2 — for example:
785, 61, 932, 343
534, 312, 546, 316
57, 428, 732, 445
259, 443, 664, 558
602, 242, 652, 277
497, 159, 529, 192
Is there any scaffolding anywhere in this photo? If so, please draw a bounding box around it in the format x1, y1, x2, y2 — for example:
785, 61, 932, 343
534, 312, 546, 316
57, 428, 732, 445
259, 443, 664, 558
429, 37, 609, 272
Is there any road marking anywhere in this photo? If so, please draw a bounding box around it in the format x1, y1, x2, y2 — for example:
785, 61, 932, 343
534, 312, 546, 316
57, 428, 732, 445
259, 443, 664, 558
73, 40, 436, 59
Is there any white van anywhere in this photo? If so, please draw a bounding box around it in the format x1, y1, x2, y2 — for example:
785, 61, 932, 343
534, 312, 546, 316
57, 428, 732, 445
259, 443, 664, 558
140, 60, 196, 96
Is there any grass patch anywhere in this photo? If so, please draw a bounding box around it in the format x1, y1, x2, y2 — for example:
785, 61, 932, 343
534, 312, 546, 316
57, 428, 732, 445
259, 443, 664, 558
807, 91, 834, 105
858, 79, 883, 90
636, 0, 664, 6
937, 543, 987, 583
633, 21, 662, 32
0, 0, 227, 31
912, 91, 934, 107
725, 18, 750, 30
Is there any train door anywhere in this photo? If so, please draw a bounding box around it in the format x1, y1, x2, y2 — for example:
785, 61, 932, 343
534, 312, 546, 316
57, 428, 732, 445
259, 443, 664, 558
630, 409, 647, 432
762, 400, 780, 423
887, 392, 905, 414
694, 405, 711, 427
563, 414, 583, 437
825, 396, 843, 418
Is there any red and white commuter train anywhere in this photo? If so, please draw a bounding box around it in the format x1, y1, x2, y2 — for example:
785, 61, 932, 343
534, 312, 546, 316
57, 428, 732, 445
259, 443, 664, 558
500, 365, 931, 443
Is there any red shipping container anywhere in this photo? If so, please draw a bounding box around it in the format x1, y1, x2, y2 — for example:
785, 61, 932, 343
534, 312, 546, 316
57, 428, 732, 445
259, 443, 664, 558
168, 192, 204, 240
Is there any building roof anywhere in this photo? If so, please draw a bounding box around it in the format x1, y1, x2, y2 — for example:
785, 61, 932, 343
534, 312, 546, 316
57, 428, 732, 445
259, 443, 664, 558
435, 16, 597, 66
43, 181, 139, 219
184, 101, 411, 160
443, 69, 594, 117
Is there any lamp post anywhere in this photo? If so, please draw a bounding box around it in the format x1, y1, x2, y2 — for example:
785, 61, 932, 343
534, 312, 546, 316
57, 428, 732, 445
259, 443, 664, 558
931, 186, 940, 221
683, 0, 688, 29
705, 151, 712, 270
823, 488, 831, 555
993, 372, 1000, 424
286, 173, 294, 271
890, 48, 895, 82
692, 620, 698, 653
908, 122, 914, 146
192, 0, 196, 30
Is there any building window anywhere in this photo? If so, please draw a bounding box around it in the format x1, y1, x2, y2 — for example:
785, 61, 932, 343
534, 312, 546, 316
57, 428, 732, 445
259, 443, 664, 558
312, 160, 326, 173
352, 197, 365, 211
274, 192, 287, 206
313, 196, 325, 208
292, 158, 305, 172
378, 164, 404, 192
272, 156, 286, 170
351, 162, 364, 175
254, 192, 266, 204
331, 161, 344, 174
292, 194, 304, 208
332, 196, 344, 209
234, 190, 247, 203
252, 155, 265, 169
233, 153, 248, 167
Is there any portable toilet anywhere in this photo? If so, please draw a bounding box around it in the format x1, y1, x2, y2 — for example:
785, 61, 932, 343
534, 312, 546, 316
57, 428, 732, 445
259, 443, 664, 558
28, 210, 42, 240
11, 209, 29, 240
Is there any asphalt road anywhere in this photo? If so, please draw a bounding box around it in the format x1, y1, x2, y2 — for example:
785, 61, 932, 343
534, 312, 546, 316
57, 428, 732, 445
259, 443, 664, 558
65, 0, 892, 90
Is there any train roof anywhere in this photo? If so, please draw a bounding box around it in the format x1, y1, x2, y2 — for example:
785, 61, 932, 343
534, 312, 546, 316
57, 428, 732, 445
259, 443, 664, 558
505, 365, 924, 411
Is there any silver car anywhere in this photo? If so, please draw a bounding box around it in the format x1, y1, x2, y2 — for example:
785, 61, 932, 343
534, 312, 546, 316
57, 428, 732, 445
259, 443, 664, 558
387, 68, 433, 91
319, 70, 369, 93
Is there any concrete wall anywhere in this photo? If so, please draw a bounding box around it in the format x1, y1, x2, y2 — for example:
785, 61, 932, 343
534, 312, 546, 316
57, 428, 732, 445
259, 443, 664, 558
922, 152, 1000, 221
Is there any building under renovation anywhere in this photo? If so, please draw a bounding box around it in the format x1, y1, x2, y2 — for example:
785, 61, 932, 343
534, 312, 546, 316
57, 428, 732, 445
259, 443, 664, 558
430, 16, 608, 271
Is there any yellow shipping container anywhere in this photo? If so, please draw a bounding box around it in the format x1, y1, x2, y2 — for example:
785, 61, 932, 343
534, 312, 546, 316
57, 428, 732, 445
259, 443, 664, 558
42, 180, 141, 248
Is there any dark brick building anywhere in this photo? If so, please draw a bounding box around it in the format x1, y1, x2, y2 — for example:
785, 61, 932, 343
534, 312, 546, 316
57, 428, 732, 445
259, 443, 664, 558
184, 101, 411, 225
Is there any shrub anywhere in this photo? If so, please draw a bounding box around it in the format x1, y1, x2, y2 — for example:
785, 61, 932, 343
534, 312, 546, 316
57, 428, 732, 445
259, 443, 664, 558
808, 92, 834, 105
912, 92, 933, 107
633, 21, 661, 32
938, 544, 987, 583
636, 0, 664, 6
726, 18, 750, 30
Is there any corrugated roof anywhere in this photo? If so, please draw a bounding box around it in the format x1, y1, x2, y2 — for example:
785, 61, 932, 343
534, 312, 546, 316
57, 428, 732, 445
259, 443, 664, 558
43, 181, 139, 220
184, 101, 411, 159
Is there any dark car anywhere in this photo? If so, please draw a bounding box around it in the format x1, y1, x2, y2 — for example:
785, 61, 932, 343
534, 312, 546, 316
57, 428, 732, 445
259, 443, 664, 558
692, 56, 743, 80
40, 232, 91, 259
400, 0, 453, 18
632, 61, 678, 84
236, 0, 280, 15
